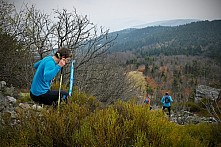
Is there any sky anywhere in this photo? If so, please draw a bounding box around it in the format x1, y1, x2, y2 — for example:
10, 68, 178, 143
7, 0, 221, 32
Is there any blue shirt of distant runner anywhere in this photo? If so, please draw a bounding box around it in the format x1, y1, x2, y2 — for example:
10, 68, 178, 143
161, 95, 173, 107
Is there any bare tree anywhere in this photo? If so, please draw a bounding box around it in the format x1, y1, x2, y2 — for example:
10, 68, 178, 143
53, 8, 117, 68
52, 8, 118, 88
76, 54, 144, 104
0, 1, 16, 33
0, 1, 35, 88
200, 91, 221, 123
15, 5, 56, 59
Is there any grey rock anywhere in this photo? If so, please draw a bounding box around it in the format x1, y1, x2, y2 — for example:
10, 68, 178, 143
19, 103, 31, 109
6, 96, 16, 104
0, 81, 6, 90
195, 85, 221, 102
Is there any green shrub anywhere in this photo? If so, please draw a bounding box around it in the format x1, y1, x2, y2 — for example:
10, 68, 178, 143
17, 93, 32, 103
0, 91, 219, 147
51, 82, 69, 91
185, 101, 201, 112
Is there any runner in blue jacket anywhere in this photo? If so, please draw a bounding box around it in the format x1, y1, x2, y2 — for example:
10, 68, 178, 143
30, 47, 71, 106
161, 92, 173, 117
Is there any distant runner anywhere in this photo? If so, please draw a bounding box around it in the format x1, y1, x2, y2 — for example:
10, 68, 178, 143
161, 92, 173, 117
144, 94, 152, 110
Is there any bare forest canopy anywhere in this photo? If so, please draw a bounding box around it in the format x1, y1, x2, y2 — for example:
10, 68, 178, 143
110, 20, 221, 62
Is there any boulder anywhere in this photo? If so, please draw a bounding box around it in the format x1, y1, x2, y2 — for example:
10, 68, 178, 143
0, 92, 43, 126
0, 81, 6, 90
195, 85, 221, 102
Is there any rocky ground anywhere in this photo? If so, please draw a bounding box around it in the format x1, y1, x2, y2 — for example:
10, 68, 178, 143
0, 92, 219, 127
0, 82, 220, 126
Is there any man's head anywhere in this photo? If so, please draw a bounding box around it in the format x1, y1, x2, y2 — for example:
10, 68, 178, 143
165, 92, 169, 95
55, 47, 71, 59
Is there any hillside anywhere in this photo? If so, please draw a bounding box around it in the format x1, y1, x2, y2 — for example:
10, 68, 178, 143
108, 20, 221, 102
132, 19, 200, 28
110, 20, 221, 62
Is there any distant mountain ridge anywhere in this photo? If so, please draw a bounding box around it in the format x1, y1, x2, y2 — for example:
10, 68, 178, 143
132, 19, 201, 28
110, 20, 221, 62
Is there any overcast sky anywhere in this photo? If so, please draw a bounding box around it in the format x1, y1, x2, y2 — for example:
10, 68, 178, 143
8, 0, 221, 32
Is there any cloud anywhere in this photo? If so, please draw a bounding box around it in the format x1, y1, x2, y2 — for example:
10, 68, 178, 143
7, 0, 221, 31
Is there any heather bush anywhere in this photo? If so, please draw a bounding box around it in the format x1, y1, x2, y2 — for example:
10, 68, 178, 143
0, 91, 219, 147
185, 101, 201, 112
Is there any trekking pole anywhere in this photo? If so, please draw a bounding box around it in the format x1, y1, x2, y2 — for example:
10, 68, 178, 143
68, 60, 75, 97
58, 67, 63, 108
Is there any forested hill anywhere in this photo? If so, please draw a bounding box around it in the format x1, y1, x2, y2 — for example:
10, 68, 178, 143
110, 20, 221, 62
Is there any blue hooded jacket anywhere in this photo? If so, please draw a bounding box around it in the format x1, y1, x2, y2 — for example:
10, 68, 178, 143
30, 56, 61, 96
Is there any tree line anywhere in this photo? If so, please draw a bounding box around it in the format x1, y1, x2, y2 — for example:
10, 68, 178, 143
110, 20, 221, 62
